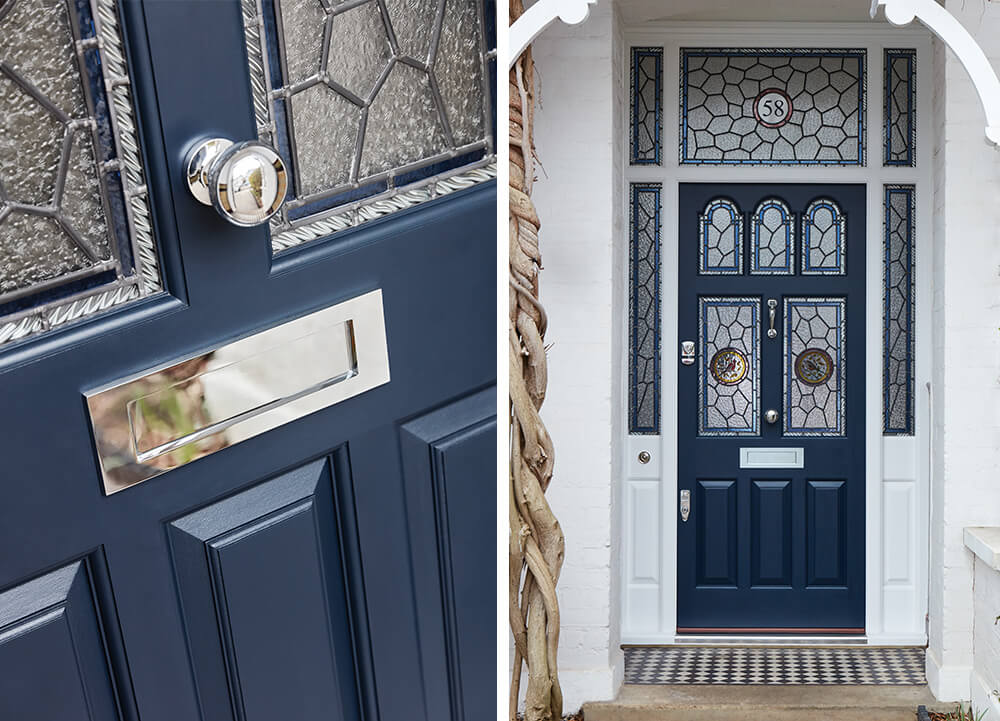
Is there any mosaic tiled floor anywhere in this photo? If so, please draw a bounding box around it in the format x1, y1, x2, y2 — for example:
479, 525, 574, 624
624, 646, 926, 685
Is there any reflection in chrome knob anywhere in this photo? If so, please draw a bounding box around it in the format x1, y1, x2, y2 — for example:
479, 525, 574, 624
186, 138, 288, 227
765, 409, 779, 424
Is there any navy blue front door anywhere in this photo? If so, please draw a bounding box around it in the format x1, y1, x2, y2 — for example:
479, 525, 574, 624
0, 2, 495, 720
677, 183, 865, 632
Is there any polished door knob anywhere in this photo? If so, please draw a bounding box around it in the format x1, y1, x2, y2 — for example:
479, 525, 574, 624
765, 409, 779, 424
186, 138, 287, 227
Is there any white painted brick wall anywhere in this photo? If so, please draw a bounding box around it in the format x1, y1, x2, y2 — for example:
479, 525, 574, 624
971, 557, 1000, 720
529, 0, 624, 712
928, 0, 1000, 702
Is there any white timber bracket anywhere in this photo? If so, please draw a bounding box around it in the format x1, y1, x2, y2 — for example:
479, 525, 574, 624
509, 0, 599, 69
872, 0, 1000, 148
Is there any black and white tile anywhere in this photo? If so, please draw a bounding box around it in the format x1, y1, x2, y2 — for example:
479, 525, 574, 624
624, 646, 926, 685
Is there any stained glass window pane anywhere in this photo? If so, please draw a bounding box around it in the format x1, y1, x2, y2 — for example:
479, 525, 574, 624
801, 199, 846, 275
884, 49, 916, 167
0, 0, 161, 346
631, 47, 661, 165
680, 49, 866, 166
750, 198, 793, 275
884, 185, 915, 435
699, 297, 759, 436
784, 297, 846, 436
243, 0, 497, 253
699, 198, 743, 275
629, 183, 660, 434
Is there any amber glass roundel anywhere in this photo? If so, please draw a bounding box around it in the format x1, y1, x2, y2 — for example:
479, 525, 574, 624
709, 347, 749, 386
795, 348, 834, 385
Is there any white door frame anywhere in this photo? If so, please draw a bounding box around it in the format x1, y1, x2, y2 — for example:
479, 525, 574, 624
620, 22, 932, 645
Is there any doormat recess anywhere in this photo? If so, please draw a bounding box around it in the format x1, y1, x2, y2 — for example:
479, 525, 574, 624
624, 646, 926, 685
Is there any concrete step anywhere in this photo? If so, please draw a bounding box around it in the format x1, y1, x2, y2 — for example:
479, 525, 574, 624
582, 684, 953, 721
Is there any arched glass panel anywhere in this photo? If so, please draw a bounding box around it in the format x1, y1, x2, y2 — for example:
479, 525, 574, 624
699, 198, 743, 275
801, 199, 846, 275
750, 198, 793, 275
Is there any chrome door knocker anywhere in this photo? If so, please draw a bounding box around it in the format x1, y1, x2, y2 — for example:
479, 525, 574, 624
767, 299, 778, 339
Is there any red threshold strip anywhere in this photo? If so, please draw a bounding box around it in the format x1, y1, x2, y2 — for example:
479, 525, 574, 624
676, 628, 866, 635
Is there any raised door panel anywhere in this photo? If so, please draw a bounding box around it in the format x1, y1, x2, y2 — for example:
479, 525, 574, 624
167, 456, 369, 721
399, 387, 496, 721
0, 556, 129, 721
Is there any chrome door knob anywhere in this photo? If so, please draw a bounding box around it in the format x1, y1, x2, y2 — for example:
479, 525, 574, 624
764, 409, 779, 424
186, 138, 288, 227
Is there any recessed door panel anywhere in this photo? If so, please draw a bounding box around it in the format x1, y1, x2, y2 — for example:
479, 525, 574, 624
678, 183, 865, 631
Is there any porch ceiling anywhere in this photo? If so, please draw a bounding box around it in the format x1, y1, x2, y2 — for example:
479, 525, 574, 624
616, 0, 887, 26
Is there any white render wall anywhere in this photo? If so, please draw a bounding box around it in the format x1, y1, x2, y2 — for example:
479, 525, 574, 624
927, 0, 1000, 702
531, 0, 625, 712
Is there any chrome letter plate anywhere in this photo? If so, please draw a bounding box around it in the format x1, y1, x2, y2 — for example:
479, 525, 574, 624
739, 447, 804, 469
87, 290, 390, 494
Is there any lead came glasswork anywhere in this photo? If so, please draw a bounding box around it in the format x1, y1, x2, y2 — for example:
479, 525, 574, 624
629, 183, 660, 434
802, 198, 846, 274
0, 0, 162, 345
680, 49, 866, 166
242, 0, 496, 253
750, 198, 793, 275
699, 297, 759, 436
784, 297, 846, 436
884, 49, 916, 167
884, 185, 915, 435
699, 198, 743, 275
631, 47, 662, 165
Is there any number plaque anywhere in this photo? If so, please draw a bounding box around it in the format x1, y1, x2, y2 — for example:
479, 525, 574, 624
753, 89, 793, 129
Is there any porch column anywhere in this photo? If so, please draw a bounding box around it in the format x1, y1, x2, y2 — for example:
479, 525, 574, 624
928, 0, 1000, 701
531, 0, 626, 710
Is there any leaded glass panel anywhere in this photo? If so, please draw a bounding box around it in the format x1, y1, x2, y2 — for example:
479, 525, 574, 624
750, 198, 793, 275
801, 199, 846, 275
680, 49, 866, 166
884, 185, 915, 435
629, 183, 660, 434
0, 0, 161, 346
699, 297, 759, 436
631, 47, 661, 165
241, 0, 497, 253
784, 297, 846, 436
699, 198, 743, 275
884, 49, 916, 167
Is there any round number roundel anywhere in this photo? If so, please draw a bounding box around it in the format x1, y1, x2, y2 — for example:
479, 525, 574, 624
753, 89, 793, 129
710, 348, 748, 386
795, 348, 834, 386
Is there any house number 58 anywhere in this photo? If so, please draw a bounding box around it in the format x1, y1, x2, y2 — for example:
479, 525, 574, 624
754, 89, 793, 129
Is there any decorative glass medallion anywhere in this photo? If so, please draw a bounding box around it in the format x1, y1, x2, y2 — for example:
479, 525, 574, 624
699, 198, 743, 275
710, 347, 748, 386
784, 297, 845, 436
884, 49, 916, 167
0, 0, 161, 346
795, 348, 834, 386
629, 183, 661, 434
750, 198, 793, 275
699, 297, 759, 436
883, 184, 915, 435
680, 49, 867, 166
241, 0, 497, 253
801, 199, 846, 275
631, 47, 662, 165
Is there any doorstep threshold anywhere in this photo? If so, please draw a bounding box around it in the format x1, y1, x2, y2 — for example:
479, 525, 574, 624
636, 635, 870, 646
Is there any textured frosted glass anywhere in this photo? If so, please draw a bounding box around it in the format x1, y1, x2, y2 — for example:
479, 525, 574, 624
0, 213, 89, 295
0, 72, 64, 205
629, 183, 660, 434
384, 0, 437, 60
699, 298, 760, 436
784, 298, 846, 436
0, 0, 86, 116
435, 0, 485, 146
360, 63, 447, 177
326, 1, 391, 100
278, 0, 326, 85
60, 132, 111, 257
290, 84, 360, 195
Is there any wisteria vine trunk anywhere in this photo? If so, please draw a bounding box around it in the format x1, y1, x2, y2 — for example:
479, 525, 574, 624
509, 4, 565, 721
